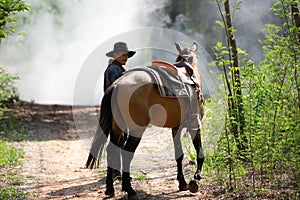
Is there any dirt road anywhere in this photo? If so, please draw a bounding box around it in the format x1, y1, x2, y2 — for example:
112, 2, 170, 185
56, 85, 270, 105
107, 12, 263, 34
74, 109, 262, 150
13, 102, 216, 199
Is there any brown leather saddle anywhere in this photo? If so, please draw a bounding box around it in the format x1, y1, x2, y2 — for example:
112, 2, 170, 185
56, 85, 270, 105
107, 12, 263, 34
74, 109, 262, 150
124, 60, 199, 98
152, 60, 195, 85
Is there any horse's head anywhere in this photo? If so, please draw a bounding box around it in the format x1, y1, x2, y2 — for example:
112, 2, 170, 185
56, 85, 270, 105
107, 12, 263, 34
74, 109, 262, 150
174, 42, 201, 86
174, 42, 199, 69
174, 42, 204, 117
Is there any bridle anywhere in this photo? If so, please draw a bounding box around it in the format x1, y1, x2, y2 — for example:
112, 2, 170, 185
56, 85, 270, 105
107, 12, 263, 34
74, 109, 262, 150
174, 50, 204, 104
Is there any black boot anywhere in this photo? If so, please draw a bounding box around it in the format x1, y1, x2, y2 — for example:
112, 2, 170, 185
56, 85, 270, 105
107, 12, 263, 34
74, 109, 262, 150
122, 172, 136, 196
105, 167, 115, 197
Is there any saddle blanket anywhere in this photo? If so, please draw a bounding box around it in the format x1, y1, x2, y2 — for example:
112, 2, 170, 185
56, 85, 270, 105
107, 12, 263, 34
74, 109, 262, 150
126, 65, 192, 98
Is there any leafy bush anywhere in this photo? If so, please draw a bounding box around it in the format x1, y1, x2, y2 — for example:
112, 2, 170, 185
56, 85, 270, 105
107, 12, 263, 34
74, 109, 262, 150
205, 0, 300, 198
0, 67, 19, 119
0, 0, 30, 39
0, 1, 29, 199
0, 140, 24, 167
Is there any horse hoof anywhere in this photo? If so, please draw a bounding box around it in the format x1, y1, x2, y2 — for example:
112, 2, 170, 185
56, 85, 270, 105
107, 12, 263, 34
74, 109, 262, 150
128, 194, 139, 200
179, 181, 189, 191
179, 184, 189, 191
189, 180, 198, 193
194, 171, 202, 181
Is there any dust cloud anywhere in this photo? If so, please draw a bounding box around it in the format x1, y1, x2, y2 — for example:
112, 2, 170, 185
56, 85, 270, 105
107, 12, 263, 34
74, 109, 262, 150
0, 0, 277, 105
0, 0, 141, 104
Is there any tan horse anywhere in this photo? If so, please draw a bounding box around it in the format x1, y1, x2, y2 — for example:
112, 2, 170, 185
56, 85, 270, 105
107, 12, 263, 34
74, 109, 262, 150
86, 42, 205, 200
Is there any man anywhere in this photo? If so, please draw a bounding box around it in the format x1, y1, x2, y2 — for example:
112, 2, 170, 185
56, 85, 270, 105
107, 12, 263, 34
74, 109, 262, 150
104, 42, 136, 91
104, 42, 135, 184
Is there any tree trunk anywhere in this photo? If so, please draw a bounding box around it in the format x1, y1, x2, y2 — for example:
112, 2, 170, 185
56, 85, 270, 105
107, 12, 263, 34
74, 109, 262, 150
224, 0, 247, 152
291, 2, 300, 43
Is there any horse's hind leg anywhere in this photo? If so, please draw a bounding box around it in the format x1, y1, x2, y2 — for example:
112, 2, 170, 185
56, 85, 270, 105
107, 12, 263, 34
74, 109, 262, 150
105, 121, 123, 197
121, 129, 144, 199
172, 127, 188, 191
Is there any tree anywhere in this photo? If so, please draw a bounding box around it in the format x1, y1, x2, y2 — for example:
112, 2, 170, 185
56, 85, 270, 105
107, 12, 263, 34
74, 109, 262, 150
0, 0, 30, 41
215, 0, 247, 154
209, 0, 299, 196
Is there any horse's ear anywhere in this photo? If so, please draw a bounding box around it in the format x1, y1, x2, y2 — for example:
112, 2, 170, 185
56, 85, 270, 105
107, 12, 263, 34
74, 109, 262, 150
175, 43, 182, 53
191, 42, 198, 52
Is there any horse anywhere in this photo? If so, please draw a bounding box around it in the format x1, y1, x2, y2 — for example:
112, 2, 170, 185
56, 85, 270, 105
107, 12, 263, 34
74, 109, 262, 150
86, 42, 205, 200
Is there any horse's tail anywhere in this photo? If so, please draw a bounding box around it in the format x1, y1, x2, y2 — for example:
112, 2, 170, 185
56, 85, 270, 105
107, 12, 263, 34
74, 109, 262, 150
86, 85, 116, 169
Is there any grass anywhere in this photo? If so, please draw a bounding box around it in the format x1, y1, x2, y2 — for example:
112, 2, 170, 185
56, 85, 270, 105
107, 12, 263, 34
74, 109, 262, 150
0, 140, 24, 167
0, 187, 28, 200
0, 109, 28, 200
0, 139, 28, 200
98, 168, 106, 174
4, 172, 25, 186
133, 173, 147, 182
0, 114, 26, 142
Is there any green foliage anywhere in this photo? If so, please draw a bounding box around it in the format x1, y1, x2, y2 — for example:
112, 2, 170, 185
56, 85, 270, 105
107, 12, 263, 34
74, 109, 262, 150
0, 187, 28, 200
0, 0, 30, 40
205, 0, 300, 197
0, 140, 24, 167
0, 137, 26, 200
0, 68, 19, 101
0, 1, 28, 200
0, 117, 26, 142
4, 172, 24, 186
133, 173, 147, 182
0, 47, 24, 200
0, 67, 25, 143
0, 119, 28, 199
0, 67, 19, 120
242, 0, 300, 192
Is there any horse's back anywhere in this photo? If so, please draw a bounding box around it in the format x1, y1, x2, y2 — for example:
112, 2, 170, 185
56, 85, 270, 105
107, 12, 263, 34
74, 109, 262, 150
113, 67, 190, 129
112, 69, 154, 133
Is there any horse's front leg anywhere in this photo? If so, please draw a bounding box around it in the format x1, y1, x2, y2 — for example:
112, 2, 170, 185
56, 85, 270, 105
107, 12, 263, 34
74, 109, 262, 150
172, 127, 188, 191
190, 128, 204, 180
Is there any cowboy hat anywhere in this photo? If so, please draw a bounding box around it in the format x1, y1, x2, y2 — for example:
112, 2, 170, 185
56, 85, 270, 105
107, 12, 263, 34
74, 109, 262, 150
106, 42, 136, 58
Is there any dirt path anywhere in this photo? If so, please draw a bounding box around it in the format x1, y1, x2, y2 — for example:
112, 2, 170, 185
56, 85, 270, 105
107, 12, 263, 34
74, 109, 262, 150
13, 102, 217, 199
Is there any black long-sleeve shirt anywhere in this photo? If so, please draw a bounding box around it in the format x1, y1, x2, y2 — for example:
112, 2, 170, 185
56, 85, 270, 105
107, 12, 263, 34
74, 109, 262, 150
103, 61, 126, 92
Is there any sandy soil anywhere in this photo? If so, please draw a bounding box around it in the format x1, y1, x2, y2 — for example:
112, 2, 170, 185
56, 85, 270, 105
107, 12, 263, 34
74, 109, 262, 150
11, 102, 221, 200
